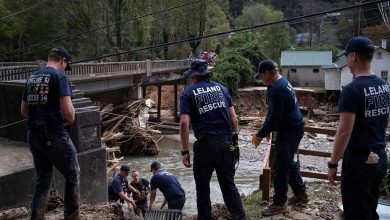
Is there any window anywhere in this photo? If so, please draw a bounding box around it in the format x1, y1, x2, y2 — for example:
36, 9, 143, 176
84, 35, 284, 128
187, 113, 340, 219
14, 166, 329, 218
291, 68, 297, 73
381, 71, 388, 82
377, 52, 382, 60
313, 68, 319, 73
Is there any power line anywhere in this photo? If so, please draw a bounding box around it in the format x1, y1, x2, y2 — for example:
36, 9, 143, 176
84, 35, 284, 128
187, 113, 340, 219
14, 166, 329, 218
7, 0, 215, 59
0, 0, 50, 21
74, 0, 388, 64
1, 0, 386, 78
0, 0, 202, 58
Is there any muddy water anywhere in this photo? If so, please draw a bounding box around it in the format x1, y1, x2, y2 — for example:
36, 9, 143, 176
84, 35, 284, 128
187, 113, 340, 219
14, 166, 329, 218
120, 136, 262, 214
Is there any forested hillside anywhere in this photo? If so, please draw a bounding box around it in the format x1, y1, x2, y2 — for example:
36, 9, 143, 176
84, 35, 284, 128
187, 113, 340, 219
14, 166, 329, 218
0, 0, 388, 63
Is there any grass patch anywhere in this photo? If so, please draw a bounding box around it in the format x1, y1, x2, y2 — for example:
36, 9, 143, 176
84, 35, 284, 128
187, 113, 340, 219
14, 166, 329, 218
242, 190, 263, 218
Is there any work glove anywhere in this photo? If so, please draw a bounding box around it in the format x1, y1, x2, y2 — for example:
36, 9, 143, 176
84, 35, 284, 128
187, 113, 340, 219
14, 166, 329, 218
265, 133, 271, 142
252, 133, 262, 148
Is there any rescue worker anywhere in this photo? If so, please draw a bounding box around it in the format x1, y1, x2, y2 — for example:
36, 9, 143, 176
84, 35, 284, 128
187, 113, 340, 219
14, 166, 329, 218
328, 36, 389, 220
21, 47, 80, 220
130, 170, 150, 217
180, 59, 246, 219
108, 164, 138, 209
252, 59, 307, 216
149, 161, 186, 210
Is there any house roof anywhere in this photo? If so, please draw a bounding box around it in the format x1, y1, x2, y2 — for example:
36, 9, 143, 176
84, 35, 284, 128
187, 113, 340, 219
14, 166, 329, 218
281, 51, 332, 66
333, 47, 389, 69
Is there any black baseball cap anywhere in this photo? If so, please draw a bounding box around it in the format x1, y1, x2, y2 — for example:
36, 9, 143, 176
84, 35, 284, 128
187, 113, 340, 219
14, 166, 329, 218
343, 36, 374, 56
150, 161, 161, 172
51, 47, 72, 71
253, 59, 277, 79
184, 59, 209, 77
120, 164, 130, 172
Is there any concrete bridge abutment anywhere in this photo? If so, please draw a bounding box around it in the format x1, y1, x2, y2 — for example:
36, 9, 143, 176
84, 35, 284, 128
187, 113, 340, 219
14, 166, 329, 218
0, 82, 107, 210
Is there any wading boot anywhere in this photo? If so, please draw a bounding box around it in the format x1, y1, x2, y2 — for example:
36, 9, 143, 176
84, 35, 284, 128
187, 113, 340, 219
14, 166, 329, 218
288, 192, 309, 205
262, 204, 287, 216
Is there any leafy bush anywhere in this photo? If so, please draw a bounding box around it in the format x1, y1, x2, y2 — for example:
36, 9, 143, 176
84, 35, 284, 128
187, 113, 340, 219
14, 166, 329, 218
212, 68, 241, 95
212, 52, 253, 95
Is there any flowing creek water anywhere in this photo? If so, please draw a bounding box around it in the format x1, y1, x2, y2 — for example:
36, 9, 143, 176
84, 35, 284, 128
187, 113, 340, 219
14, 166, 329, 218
116, 136, 262, 215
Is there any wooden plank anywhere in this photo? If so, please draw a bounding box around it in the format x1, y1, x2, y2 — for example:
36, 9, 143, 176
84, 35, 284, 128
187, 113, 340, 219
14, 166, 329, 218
297, 149, 332, 158
300, 171, 341, 181
304, 126, 337, 136
261, 168, 271, 201
174, 84, 178, 123
157, 85, 162, 120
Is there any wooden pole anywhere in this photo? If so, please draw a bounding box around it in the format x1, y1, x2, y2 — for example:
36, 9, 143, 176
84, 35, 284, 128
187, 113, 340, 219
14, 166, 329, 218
174, 84, 178, 122
157, 85, 162, 121
142, 86, 146, 99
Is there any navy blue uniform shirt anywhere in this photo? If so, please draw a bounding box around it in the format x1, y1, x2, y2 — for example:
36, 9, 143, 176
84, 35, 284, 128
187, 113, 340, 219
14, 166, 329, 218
23, 67, 73, 133
180, 80, 233, 137
258, 77, 304, 138
150, 170, 185, 201
338, 75, 390, 153
108, 174, 129, 202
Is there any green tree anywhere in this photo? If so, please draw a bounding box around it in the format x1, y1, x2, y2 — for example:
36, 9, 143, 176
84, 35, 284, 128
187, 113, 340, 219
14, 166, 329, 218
234, 3, 293, 62
199, 1, 229, 52
212, 49, 253, 94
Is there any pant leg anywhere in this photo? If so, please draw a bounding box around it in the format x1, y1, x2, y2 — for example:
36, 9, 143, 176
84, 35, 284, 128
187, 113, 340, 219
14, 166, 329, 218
167, 197, 186, 210
273, 127, 305, 205
341, 153, 386, 220
193, 141, 215, 220
286, 127, 306, 196
28, 131, 54, 220
215, 141, 246, 220
45, 132, 80, 220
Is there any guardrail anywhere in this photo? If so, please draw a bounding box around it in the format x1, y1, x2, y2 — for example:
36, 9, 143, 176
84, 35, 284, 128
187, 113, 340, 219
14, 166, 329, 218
0, 60, 191, 82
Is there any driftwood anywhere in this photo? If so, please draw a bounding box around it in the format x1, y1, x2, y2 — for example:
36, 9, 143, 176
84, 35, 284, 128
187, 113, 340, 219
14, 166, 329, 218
0, 207, 28, 220
100, 99, 160, 157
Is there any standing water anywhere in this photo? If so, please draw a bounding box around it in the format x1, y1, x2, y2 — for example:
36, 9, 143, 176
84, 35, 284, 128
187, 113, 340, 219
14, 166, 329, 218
118, 136, 262, 214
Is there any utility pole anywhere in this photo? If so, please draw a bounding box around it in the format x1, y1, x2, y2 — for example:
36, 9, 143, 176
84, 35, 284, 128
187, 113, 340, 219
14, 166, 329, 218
357, 0, 364, 36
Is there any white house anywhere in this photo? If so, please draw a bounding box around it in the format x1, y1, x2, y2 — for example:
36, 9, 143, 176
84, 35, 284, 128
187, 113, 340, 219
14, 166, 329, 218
324, 45, 390, 91
280, 51, 333, 87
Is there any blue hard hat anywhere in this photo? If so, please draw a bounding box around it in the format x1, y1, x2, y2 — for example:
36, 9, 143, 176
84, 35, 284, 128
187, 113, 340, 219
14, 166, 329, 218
184, 59, 209, 77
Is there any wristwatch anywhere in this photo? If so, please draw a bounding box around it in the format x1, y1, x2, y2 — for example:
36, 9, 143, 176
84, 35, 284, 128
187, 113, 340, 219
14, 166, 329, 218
328, 161, 338, 169
181, 150, 189, 156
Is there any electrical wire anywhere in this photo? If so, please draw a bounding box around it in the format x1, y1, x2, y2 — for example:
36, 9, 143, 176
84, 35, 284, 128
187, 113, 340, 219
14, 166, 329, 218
0, 0, 50, 21
73, 0, 388, 64
0, 0, 387, 78
0, 0, 202, 57
7, 0, 216, 59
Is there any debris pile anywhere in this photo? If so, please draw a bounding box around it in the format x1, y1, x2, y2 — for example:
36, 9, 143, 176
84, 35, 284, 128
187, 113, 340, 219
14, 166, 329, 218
100, 99, 161, 156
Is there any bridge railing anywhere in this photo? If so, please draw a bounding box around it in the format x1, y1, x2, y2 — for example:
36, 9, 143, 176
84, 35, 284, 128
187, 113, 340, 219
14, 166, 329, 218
0, 65, 39, 82
151, 60, 192, 69
0, 61, 43, 67
68, 61, 147, 79
0, 60, 190, 82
